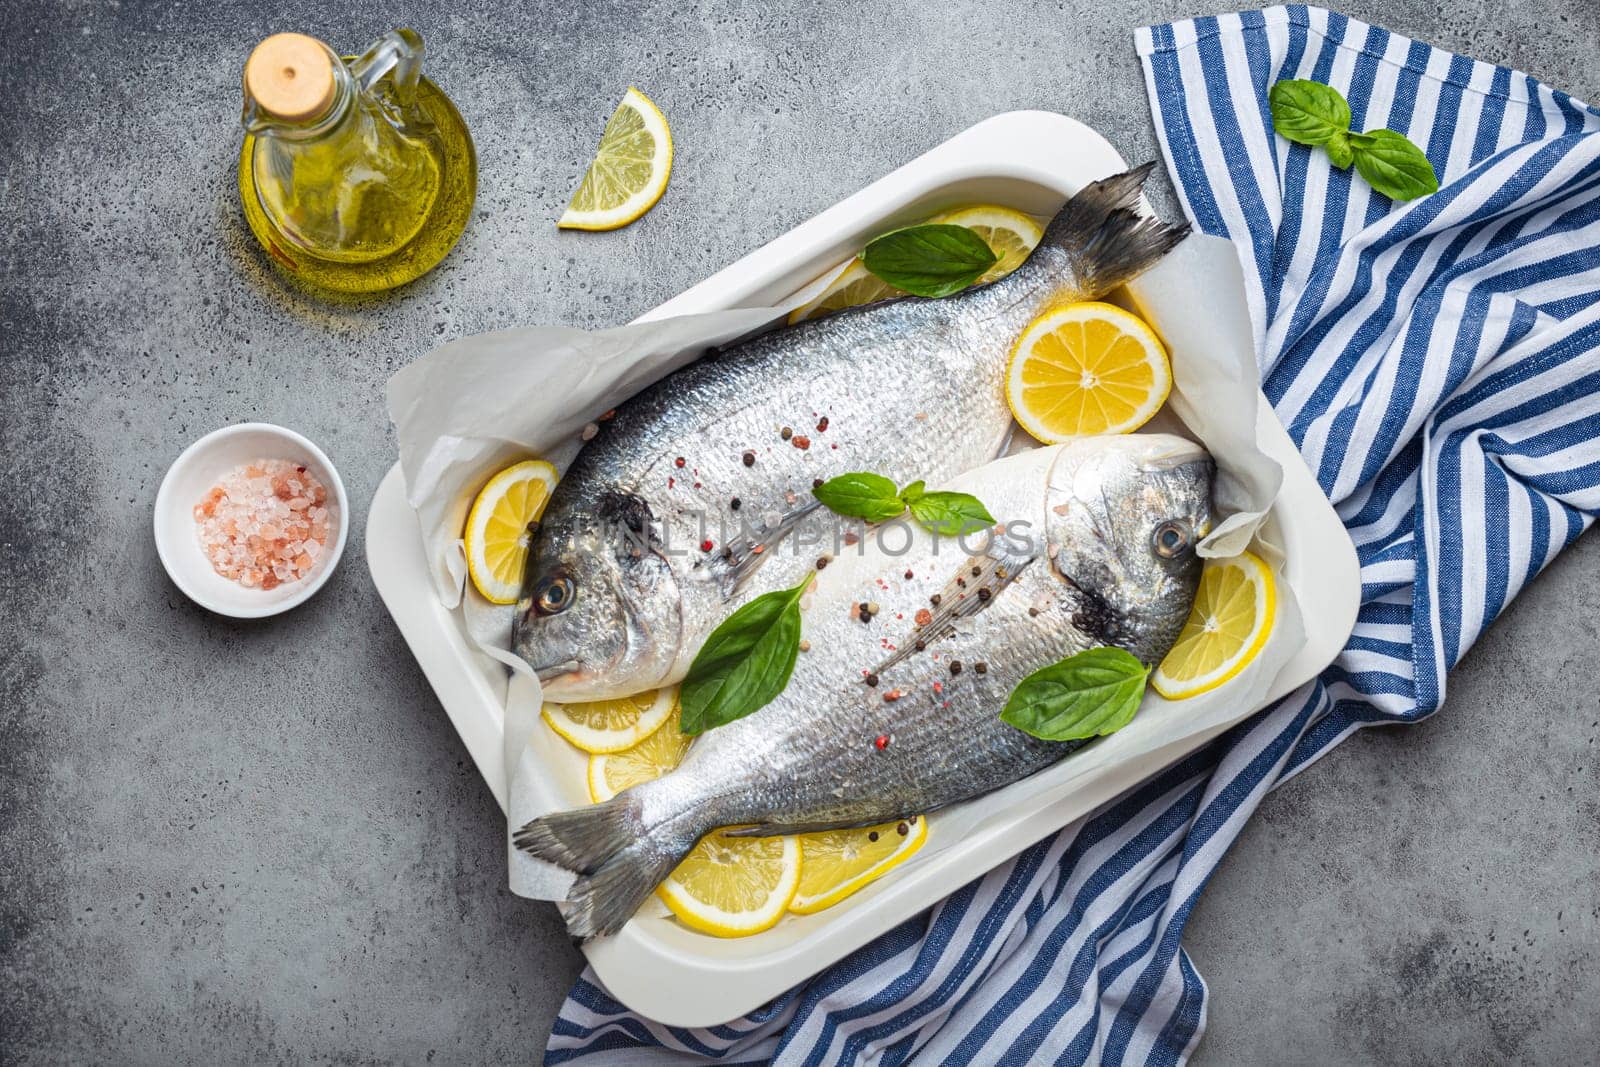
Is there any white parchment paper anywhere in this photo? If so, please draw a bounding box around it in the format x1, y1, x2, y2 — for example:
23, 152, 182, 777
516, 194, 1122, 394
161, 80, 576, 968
386, 233, 1297, 907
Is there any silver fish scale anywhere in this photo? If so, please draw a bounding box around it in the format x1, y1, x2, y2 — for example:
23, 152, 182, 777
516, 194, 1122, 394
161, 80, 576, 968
527, 251, 1092, 687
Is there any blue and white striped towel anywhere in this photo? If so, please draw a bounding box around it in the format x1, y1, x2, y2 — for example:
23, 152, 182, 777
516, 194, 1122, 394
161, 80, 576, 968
548, 7, 1600, 1062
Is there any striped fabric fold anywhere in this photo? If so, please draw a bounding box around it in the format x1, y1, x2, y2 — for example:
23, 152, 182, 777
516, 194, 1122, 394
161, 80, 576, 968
547, 7, 1600, 1063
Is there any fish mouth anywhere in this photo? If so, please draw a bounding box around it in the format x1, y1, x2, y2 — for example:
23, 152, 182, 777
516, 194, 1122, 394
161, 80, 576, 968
533, 659, 581, 684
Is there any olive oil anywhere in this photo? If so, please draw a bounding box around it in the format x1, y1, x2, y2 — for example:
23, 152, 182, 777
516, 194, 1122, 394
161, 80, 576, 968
238, 31, 476, 294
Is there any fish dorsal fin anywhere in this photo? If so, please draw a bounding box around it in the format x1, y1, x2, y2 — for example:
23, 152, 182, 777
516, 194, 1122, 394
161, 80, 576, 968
873, 548, 1035, 676
717, 499, 824, 593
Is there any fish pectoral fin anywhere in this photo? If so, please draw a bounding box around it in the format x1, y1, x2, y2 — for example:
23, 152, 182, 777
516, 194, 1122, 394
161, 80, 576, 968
873, 550, 1035, 676
719, 499, 823, 593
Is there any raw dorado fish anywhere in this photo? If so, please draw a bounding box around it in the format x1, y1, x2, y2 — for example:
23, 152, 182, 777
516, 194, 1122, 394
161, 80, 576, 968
513, 164, 1189, 701
516, 434, 1214, 938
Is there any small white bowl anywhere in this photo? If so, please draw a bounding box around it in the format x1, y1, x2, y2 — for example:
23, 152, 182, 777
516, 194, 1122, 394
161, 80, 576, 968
154, 423, 349, 618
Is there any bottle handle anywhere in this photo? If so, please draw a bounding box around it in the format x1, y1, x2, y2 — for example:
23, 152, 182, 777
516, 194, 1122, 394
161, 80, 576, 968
349, 28, 425, 109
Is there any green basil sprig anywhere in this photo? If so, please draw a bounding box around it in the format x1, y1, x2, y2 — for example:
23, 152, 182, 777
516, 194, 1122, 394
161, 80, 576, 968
813, 471, 996, 536
809, 472, 906, 523
861, 224, 998, 298
1000, 647, 1151, 741
1267, 79, 1438, 201
1350, 129, 1441, 202
679, 577, 811, 735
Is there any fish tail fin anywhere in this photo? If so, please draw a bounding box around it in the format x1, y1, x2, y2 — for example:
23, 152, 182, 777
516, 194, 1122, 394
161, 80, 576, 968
513, 787, 708, 940
1041, 162, 1190, 294
563, 839, 685, 940
512, 792, 645, 872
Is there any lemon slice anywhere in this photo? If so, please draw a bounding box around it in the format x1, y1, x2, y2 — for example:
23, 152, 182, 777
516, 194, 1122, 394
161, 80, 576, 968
542, 687, 676, 755
787, 259, 903, 324
658, 830, 802, 937
929, 204, 1044, 284
587, 705, 693, 802
464, 459, 558, 604
1006, 301, 1173, 443
558, 87, 673, 231
790, 816, 928, 915
1152, 551, 1277, 700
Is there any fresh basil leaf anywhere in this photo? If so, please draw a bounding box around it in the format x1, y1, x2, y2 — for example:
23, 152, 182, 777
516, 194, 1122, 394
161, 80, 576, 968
906, 491, 995, 536
679, 578, 811, 735
1000, 647, 1151, 741
898, 479, 927, 505
1350, 129, 1439, 202
812, 471, 905, 523
1325, 129, 1355, 170
1268, 79, 1352, 146
862, 224, 998, 298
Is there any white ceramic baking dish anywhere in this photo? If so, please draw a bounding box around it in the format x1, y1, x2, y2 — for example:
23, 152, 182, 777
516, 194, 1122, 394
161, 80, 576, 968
367, 110, 1360, 1026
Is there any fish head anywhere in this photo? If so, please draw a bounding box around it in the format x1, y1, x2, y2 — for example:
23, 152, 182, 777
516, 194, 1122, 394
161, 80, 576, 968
512, 491, 683, 701
1043, 434, 1215, 663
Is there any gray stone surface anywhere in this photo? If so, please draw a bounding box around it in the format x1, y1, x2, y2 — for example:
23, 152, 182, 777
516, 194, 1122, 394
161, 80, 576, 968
2, 0, 1596, 1062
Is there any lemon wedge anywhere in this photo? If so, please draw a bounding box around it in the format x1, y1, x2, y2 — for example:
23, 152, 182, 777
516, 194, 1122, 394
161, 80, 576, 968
464, 459, 558, 605
1006, 301, 1173, 443
587, 704, 693, 802
659, 830, 802, 937
542, 687, 677, 755
558, 87, 673, 231
1152, 551, 1277, 700
929, 204, 1044, 284
790, 816, 928, 915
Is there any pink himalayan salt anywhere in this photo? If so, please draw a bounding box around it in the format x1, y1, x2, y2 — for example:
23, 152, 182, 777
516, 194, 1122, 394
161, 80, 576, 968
193, 458, 335, 591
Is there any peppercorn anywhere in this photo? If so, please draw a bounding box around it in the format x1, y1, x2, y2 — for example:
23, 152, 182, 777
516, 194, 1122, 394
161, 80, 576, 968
730, 497, 741, 511
864, 672, 879, 687
742, 451, 756, 466
974, 662, 987, 674
977, 587, 992, 601
781, 426, 793, 440
949, 660, 963, 675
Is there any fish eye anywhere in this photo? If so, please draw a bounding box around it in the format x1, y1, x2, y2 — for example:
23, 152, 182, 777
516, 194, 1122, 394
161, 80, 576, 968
533, 575, 576, 615
1153, 520, 1192, 559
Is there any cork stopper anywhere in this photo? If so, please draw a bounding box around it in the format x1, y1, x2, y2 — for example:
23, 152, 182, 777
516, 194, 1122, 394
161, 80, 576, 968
244, 33, 337, 123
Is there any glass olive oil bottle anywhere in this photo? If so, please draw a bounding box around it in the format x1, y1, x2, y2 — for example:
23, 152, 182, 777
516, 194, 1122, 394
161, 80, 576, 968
238, 30, 476, 293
